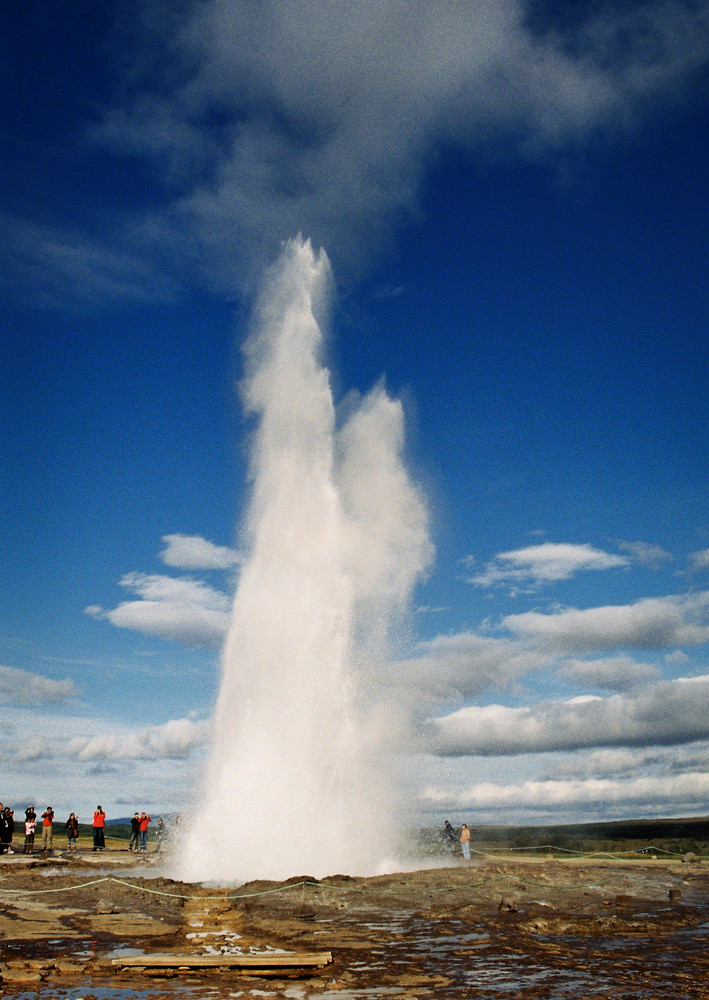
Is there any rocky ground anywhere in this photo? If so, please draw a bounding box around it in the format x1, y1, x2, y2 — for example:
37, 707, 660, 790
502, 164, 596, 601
0, 850, 707, 998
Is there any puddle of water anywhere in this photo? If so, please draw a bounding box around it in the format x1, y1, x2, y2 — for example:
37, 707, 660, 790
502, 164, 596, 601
103, 945, 146, 959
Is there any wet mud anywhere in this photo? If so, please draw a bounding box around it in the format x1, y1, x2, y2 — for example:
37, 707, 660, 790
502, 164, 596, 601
0, 852, 707, 998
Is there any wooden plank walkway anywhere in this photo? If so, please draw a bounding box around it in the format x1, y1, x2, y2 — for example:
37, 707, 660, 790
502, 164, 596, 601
112, 951, 333, 971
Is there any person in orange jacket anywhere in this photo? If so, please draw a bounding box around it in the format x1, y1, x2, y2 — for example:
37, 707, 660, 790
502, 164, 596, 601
460, 822, 471, 860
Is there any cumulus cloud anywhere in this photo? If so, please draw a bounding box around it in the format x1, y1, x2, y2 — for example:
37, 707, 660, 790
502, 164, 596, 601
616, 540, 673, 568
66, 717, 209, 762
501, 591, 709, 651
0, 665, 78, 706
8, 1, 709, 305
14, 736, 53, 762
546, 742, 709, 780
558, 655, 661, 691
426, 675, 709, 756
467, 542, 628, 590
690, 547, 709, 571
85, 572, 230, 647
422, 770, 709, 817
159, 533, 241, 571
394, 631, 550, 710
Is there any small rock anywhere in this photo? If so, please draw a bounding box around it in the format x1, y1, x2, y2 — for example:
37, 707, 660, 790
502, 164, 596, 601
96, 900, 116, 914
528, 919, 550, 932
498, 896, 519, 912
669, 888, 682, 900
1, 969, 44, 984
56, 959, 85, 974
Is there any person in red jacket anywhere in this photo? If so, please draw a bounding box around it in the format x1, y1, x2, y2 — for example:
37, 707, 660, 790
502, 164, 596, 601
41, 807, 54, 853
92, 806, 106, 851
138, 811, 151, 853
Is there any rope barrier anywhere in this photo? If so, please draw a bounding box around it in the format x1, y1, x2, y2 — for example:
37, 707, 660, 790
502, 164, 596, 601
469, 844, 690, 860
0, 848, 700, 903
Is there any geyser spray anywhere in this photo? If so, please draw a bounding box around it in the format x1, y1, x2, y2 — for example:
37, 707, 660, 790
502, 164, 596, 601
176, 237, 432, 882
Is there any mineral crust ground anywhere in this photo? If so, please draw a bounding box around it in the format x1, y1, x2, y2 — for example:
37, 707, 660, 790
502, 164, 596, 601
0, 850, 707, 998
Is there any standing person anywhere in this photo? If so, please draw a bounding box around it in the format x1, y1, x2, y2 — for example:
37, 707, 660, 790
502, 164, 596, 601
155, 817, 164, 853
460, 823, 471, 860
24, 807, 36, 854
66, 813, 79, 854
41, 807, 54, 853
443, 820, 457, 853
138, 811, 151, 852
92, 806, 106, 851
0, 806, 13, 854
129, 812, 140, 852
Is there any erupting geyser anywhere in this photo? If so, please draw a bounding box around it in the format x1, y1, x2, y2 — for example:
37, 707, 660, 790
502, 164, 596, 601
177, 237, 432, 883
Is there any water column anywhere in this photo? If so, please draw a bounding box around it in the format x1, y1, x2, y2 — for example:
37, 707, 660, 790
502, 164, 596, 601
178, 237, 432, 882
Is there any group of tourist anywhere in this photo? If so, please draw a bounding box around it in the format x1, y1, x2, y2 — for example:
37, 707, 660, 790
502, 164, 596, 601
128, 811, 162, 853
444, 819, 473, 859
0, 801, 163, 855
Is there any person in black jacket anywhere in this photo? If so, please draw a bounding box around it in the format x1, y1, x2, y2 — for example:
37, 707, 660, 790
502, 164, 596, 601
129, 812, 140, 852
66, 813, 79, 854
0, 806, 14, 854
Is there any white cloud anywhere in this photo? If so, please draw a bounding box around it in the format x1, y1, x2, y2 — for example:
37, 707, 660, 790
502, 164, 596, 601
558, 655, 660, 691
393, 631, 549, 710
616, 540, 673, 568
9, 1, 709, 305
547, 742, 709, 781
1, 211, 179, 310
665, 649, 690, 665
427, 675, 709, 756
0, 704, 211, 823
66, 717, 210, 762
0, 665, 78, 706
690, 547, 709, 571
467, 542, 628, 590
14, 736, 53, 763
160, 533, 241, 571
86, 572, 231, 647
501, 591, 709, 651
423, 770, 709, 816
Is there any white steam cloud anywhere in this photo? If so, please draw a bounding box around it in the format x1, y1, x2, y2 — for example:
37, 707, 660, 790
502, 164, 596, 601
176, 237, 432, 881
6, 1, 709, 304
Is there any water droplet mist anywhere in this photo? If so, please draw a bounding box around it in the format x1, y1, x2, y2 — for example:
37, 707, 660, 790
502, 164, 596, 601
177, 237, 433, 882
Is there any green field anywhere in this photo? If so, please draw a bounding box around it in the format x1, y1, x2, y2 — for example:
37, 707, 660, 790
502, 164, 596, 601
418, 816, 709, 859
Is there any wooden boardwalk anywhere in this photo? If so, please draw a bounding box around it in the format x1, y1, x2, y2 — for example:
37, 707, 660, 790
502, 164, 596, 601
112, 950, 333, 974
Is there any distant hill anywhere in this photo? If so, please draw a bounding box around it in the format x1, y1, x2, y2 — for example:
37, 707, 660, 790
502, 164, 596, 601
419, 815, 709, 856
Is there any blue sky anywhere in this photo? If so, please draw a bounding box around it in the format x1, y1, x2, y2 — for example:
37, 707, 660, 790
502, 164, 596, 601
2, 0, 709, 828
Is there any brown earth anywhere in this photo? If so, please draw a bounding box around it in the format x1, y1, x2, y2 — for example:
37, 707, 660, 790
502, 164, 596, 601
0, 849, 707, 998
